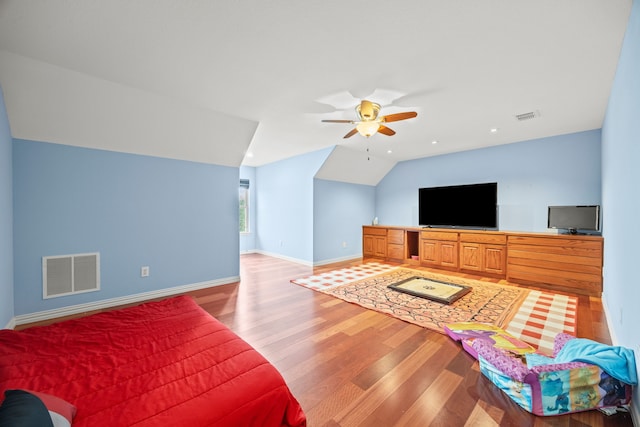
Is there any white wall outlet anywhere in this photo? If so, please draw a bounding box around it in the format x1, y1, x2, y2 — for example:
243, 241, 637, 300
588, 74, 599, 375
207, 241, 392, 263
342, 241, 347, 248
141, 266, 150, 277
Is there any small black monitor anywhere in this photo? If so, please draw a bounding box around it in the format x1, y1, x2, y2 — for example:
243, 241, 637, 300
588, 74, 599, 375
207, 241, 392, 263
547, 205, 600, 234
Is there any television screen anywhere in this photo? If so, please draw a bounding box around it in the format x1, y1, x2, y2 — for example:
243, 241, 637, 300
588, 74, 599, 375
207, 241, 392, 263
418, 183, 497, 229
547, 205, 600, 233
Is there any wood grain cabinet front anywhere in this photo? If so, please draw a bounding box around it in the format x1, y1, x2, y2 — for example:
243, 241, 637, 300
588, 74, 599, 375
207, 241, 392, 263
506, 234, 602, 295
459, 232, 507, 277
420, 230, 459, 270
363, 226, 387, 258
386, 229, 405, 261
362, 226, 602, 295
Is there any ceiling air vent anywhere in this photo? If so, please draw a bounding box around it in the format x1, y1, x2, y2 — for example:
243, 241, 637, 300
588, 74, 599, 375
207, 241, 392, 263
515, 111, 540, 121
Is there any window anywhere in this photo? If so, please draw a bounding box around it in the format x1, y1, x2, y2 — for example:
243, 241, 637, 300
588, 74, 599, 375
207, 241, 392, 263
239, 179, 250, 233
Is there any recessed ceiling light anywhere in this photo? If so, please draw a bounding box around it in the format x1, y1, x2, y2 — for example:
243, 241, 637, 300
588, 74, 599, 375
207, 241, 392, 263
431, 140, 438, 145
246, 152, 254, 158
490, 128, 499, 133
387, 150, 392, 154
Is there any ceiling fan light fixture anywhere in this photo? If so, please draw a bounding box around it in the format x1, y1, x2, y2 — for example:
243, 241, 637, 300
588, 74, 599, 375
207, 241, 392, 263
356, 121, 380, 137
356, 101, 381, 121
322, 98, 416, 139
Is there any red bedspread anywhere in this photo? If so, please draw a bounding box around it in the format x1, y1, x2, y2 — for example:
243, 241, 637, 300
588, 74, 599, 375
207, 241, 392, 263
0, 296, 306, 426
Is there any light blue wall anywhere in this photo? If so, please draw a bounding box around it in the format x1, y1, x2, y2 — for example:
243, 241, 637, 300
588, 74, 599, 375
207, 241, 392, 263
255, 147, 333, 263
313, 178, 375, 263
239, 165, 256, 253
13, 140, 239, 315
0, 86, 13, 327
601, 0, 640, 397
376, 130, 602, 232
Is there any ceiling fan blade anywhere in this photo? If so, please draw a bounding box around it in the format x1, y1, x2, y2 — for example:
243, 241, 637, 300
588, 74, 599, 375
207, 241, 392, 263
322, 119, 353, 123
381, 111, 418, 123
377, 125, 396, 136
343, 128, 359, 138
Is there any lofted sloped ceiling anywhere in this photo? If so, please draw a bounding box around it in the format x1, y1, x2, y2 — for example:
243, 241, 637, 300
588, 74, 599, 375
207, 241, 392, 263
0, 1, 632, 184
315, 146, 397, 186
0, 51, 258, 167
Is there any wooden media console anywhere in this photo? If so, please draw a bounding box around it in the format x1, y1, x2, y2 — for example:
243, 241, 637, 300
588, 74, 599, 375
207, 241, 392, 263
363, 226, 603, 296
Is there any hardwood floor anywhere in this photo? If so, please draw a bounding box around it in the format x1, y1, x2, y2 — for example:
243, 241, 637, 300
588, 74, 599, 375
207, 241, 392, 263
18, 253, 634, 426
188, 254, 633, 427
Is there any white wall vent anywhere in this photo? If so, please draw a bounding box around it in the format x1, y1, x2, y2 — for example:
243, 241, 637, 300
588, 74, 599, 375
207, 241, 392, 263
43, 252, 100, 299
515, 110, 540, 121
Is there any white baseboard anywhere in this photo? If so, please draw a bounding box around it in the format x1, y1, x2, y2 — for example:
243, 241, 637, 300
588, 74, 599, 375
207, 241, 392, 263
253, 250, 313, 266
313, 255, 363, 266
12, 276, 239, 327
601, 293, 619, 344
3, 317, 16, 330
253, 250, 363, 267
632, 404, 639, 427
601, 294, 639, 426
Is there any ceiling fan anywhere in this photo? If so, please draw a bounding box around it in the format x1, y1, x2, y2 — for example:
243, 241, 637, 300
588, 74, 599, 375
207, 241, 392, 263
322, 100, 418, 138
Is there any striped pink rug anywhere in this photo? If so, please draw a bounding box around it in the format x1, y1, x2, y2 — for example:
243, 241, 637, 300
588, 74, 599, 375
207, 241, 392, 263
505, 290, 577, 355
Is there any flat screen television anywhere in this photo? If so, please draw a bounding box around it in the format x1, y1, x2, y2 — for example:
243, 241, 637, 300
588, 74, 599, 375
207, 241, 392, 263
547, 205, 600, 234
418, 182, 497, 229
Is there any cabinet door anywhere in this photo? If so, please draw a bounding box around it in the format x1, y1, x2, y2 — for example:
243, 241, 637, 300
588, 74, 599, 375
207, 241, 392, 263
374, 236, 387, 257
420, 240, 439, 265
363, 235, 375, 257
484, 245, 506, 275
460, 242, 482, 272
440, 242, 459, 268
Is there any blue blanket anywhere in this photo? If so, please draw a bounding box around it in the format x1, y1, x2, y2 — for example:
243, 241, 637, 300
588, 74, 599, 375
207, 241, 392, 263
555, 338, 638, 385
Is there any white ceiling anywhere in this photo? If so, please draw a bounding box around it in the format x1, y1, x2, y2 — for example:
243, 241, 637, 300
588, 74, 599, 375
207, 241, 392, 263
0, 1, 632, 184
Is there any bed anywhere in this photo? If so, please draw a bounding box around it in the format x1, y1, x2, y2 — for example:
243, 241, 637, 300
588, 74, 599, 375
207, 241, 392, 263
0, 296, 306, 426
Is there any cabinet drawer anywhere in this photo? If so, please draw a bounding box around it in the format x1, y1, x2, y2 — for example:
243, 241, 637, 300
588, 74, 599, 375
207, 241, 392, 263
507, 264, 601, 294
507, 235, 602, 252
459, 232, 506, 245
387, 244, 404, 260
387, 229, 405, 244
363, 226, 387, 236
420, 230, 458, 241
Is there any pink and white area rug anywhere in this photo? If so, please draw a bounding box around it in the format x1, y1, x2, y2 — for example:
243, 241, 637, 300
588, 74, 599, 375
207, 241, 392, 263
292, 263, 577, 353
290, 262, 397, 290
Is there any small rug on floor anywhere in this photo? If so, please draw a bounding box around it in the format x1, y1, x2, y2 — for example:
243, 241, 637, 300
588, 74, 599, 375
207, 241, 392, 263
505, 290, 578, 355
292, 267, 529, 334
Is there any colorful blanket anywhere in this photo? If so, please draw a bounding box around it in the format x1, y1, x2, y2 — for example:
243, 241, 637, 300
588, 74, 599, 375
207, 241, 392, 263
554, 338, 638, 385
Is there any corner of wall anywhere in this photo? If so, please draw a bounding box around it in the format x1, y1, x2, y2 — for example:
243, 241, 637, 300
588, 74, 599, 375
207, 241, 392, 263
3, 317, 16, 330
0, 83, 15, 327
